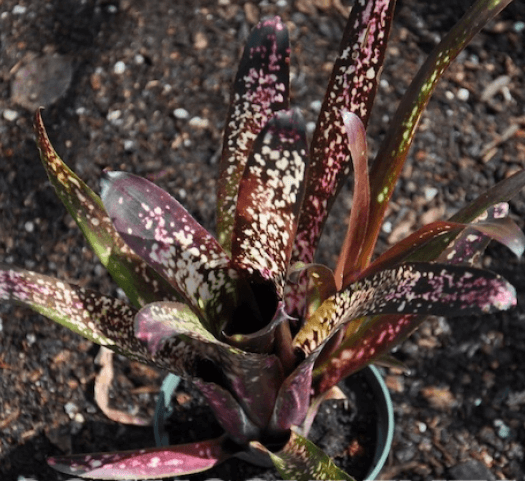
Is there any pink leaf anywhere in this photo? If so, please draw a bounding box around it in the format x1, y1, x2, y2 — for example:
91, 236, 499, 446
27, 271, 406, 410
48, 436, 231, 479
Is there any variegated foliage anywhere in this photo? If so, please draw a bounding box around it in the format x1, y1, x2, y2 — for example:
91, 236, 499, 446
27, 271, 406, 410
0, 1, 522, 479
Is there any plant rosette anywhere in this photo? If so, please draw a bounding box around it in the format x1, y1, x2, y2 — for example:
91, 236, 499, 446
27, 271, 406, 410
153, 365, 394, 479
1, 0, 524, 480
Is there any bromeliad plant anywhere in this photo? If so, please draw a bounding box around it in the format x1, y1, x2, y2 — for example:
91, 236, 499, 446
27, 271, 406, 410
1, 0, 524, 479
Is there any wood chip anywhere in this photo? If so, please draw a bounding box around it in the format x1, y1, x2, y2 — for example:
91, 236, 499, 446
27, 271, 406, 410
94, 347, 151, 426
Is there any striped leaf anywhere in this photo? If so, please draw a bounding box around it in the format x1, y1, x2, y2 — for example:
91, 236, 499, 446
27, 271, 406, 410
361, 0, 515, 267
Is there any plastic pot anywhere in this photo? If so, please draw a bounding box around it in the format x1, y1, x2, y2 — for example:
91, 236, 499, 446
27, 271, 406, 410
153, 365, 394, 479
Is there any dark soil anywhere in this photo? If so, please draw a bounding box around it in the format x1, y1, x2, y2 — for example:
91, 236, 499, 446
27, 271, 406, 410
1, 0, 524, 480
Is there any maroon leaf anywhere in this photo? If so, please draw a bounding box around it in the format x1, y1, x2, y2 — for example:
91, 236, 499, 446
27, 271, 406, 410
193, 379, 261, 444
231, 109, 309, 296
361, 0, 515, 267
294, 262, 516, 356
217, 16, 290, 251
100, 171, 233, 335
333, 111, 371, 287
48, 436, 231, 479
292, 0, 396, 268
134, 301, 284, 429
269, 352, 318, 433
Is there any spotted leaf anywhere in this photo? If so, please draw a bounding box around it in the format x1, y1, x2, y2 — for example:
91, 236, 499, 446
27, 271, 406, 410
134, 301, 284, 429
100, 171, 233, 335
361, 0, 515, 267
217, 16, 290, 251
48, 436, 231, 479
253, 430, 355, 481
0, 265, 149, 363
315, 202, 525, 392
231, 109, 309, 295
294, 262, 516, 356
292, 0, 396, 268
34, 110, 177, 308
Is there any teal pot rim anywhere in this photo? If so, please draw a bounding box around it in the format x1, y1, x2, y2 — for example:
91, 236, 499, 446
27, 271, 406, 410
153, 365, 394, 479
362, 364, 395, 480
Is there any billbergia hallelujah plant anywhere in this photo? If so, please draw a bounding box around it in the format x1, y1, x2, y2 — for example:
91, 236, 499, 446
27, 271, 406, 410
1, 0, 524, 479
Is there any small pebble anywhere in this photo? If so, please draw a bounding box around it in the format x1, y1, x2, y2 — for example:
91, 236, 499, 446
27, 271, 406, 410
107, 109, 122, 123
113, 61, 126, 74
494, 419, 511, 439
3, 109, 19, 121
306, 121, 316, 134
173, 108, 190, 119
188, 116, 209, 128
26, 333, 36, 345
513, 21, 525, 33
12, 5, 27, 14
424, 186, 438, 201
64, 402, 78, 419
123, 139, 136, 151
310, 99, 322, 113
24, 220, 34, 233
457, 87, 470, 101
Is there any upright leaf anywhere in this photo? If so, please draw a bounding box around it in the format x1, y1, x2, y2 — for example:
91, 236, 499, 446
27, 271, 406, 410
217, 16, 290, 251
231, 109, 309, 296
292, 0, 396, 267
333, 111, 371, 287
362, 0, 515, 266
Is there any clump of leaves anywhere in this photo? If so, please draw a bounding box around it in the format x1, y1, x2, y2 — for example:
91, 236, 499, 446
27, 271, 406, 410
1, 0, 523, 479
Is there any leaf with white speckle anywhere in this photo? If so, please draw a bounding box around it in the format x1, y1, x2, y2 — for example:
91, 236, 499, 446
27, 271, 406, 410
0, 265, 150, 363
231, 109, 309, 296
217, 16, 290, 252
294, 262, 516, 356
34, 110, 178, 308
48, 436, 231, 479
100, 171, 233, 335
362, 0, 515, 268
293, 0, 395, 269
